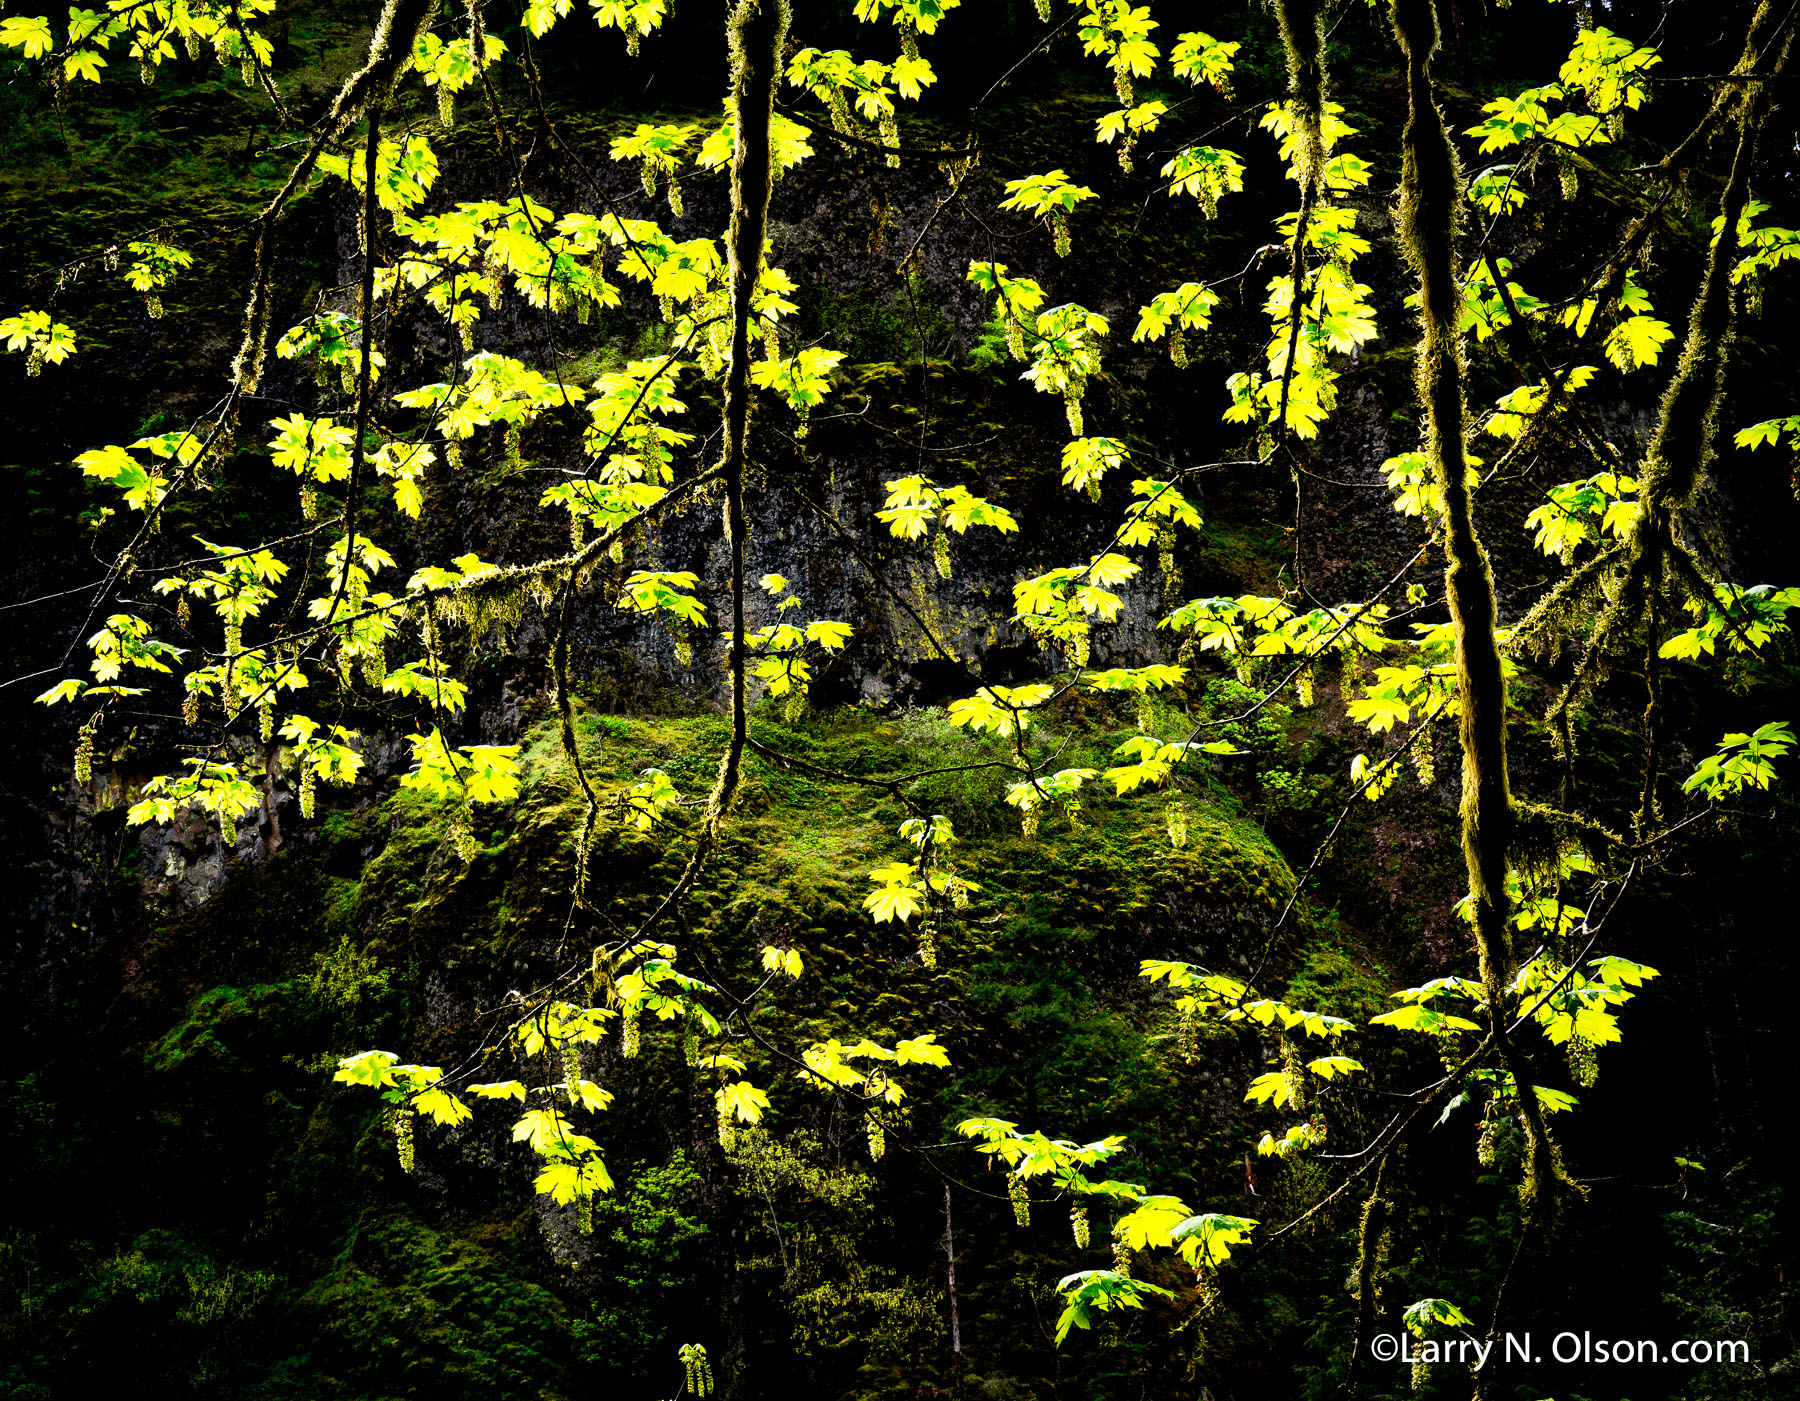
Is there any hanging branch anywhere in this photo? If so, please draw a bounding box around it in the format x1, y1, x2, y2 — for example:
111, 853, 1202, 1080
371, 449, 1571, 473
326, 106, 385, 635
1342, 1163, 1390, 1392
39, 0, 435, 703
653, 0, 790, 916
1270, 0, 1325, 446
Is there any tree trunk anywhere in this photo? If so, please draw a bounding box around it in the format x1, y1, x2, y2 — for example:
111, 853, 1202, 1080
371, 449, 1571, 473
1389, 0, 1571, 1222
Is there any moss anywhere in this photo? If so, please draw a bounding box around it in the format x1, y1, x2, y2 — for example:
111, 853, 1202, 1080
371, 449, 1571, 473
298, 1208, 584, 1400
1193, 518, 1292, 593
145, 982, 303, 1077
800, 270, 954, 366
318, 874, 364, 935
1281, 930, 1391, 1022
515, 706, 1292, 943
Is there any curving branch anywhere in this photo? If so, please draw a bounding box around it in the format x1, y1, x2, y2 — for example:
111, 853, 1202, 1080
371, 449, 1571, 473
652, 0, 790, 920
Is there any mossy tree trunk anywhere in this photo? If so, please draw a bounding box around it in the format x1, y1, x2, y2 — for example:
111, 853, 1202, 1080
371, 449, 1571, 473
1389, 0, 1573, 1221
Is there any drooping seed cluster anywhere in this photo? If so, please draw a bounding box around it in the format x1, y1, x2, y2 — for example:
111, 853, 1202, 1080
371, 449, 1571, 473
1111, 1223, 1133, 1278
394, 1108, 415, 1173
1166, 793, 1188, 850
680, 1344, 714, 1397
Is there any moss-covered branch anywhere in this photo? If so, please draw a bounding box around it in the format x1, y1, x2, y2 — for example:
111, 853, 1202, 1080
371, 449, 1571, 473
229, 0, 436, 397
1343, 1169, 1390, 1391
1271, 0, 1325, 447
1530, 3, 1792, 800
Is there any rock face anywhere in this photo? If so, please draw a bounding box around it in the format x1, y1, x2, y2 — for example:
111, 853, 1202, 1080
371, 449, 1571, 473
2, 86, 1631, 922
354, 126, 1217, 713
